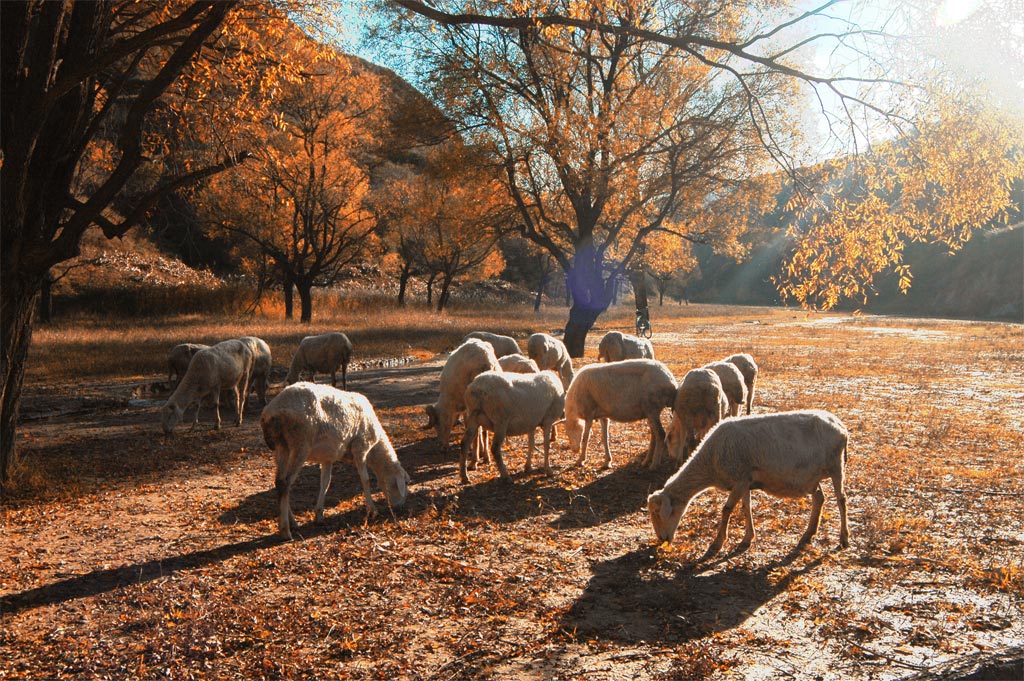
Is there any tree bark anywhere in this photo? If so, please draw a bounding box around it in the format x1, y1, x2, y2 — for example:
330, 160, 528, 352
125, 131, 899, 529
563, 304, 604, 358
283, 273, 294, 319
1, 270, 42, 493
426, 273, 437, 307
629, 268, 649, 312
436, 273, 454, 312
298, 283, 313, 324
534, 266, 549, 312
38, 271, 54, 324
397, 261, 412, 307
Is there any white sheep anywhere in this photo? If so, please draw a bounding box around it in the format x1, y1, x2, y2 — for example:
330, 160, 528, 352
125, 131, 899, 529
526, 332, 574, 390
497, 353, 539, 374
463, 331, 521, 358
665, 368, 728, 463
167, 343, 208, 386
648, 409, 850, 560
703, 361, 748, 418
597, 331, 655, 362
564, 359, 677, 470
424, 339, 501, 453
285, 332, 353, 389
724, 353, 758, 415
161, 339, 253, 433
459, 370, 566, 483
261, 382, 411, 540
240, 336, 272, 405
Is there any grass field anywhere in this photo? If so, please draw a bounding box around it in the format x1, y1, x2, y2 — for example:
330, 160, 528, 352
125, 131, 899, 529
3, 302, 1022, 679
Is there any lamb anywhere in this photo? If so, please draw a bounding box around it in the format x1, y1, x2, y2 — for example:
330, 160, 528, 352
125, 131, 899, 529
526, 332, 574, 390
239, 336, 272, 405
424, 339, 501, 453
564, 359, 677, 469
459, 370, 566, 483
647, 409, 850, 560
665, 368, 729, 463
498, 353, 539, 374
597, 331, 655, 362
167, 343, 208, 386
285, 332, 353, 389
161, 339, 253, 434
463, 331, 521, 358
261, 383, 411, 540
703, 361, 748, 418
724, 353, 758, 415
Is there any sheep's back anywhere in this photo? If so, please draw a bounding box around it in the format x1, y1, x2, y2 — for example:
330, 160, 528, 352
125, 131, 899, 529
567, 360, 675, 420
439, 340, 500, 409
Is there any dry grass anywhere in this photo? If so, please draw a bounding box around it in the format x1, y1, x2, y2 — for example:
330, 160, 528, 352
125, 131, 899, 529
5, 303, 1023, 680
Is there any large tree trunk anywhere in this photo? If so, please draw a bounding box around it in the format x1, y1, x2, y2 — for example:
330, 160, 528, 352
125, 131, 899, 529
562, 243, 612, 357
1, 270, 42, 492
297, 283, 313, 324
38, 271, 54, 324
629, 268, 649, 312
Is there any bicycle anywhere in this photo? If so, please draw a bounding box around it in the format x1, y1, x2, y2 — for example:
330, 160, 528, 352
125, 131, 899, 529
635, 306, 652, 338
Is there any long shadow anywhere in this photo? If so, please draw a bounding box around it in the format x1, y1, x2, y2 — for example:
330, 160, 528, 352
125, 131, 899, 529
2, 534, 280, 617
549, 458, 675, 529
559, 546, 826, 645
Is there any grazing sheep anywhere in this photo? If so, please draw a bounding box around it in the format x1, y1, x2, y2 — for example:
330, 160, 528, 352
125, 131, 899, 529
498, 353, 539, 374
564, 359, 677, 469
459, 370, 566, 483
167, 343, 208, 386
239, 336, 272, 405
424, 339, 501, 453
161, 339, 253, 434
665, 368, 729, 463
285, 332, 353, 389
463, 331, 521, 358
648, 409, 850, 560
724, 353, 758, 415
597, 331, 655, 362
526, 332, 574, 390
703, 361, 748, 418
262, 383, 411, 540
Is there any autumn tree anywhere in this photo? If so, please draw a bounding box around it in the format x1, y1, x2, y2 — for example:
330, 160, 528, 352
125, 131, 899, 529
381, 144, 509, 311
380, 2, 1019, 346
382, 0, 804, 354
639, 229, 698, 306
202, 47, 381, 323
0, 0, 335, 489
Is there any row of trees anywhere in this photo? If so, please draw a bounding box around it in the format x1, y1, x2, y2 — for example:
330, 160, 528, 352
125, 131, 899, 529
3, 0, 1021, 489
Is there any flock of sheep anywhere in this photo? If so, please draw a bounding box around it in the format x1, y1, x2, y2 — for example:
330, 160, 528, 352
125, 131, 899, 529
160, 328, 850, 559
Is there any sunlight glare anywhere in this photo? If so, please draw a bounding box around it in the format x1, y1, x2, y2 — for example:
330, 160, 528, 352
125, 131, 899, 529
935, 0, 984, 26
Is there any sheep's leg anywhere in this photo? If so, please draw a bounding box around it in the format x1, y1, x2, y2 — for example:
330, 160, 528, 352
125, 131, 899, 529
355, 458, 379, 516
459, 415, 478, 484
341, 361, 347, 390
832, 467, 850, 549
746, 379, 755, 415
701, 484, 749, 561
315, 463, 333, 523
736, 490, 755, 553
490, 426, 511, 482
189, 400, 202, 431
574, 420, 593, 467
212, 391, 222, 430
600, 417, 612, 469
232, 387, 243, 426
275, 445, 307, 540
797, 483, 826, 548
525, 428, 536, 474
542, 424, 554, 474
330, 370, 337, 388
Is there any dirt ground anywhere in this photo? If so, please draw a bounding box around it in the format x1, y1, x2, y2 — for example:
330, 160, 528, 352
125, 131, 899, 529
2, 311, 1022, 680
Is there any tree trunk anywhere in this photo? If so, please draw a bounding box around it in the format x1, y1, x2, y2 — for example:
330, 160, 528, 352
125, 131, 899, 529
298, 283, 313, 324
436, 274, 454, 312
562, 248, 612, 357
534, 266, 549, 313
283, 273, 294, 320
397, 262, 412, 307
563, 304, 604, 358
1, 271, 42, 492
426, 273, 437, 307
38, 271, 54, 324
629, 268, 649, 312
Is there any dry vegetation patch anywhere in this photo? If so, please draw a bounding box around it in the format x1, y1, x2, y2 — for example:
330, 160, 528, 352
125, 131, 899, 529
3, 305, 1022, 679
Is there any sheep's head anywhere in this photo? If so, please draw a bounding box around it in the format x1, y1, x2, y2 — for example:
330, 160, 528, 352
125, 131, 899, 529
160, 402, 183, 434
422, 404, 439, 430
563, 416, 585, 453
664, 415, 685, 462
647, 491, 683, 544
383, 467, 411, 509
